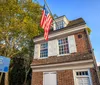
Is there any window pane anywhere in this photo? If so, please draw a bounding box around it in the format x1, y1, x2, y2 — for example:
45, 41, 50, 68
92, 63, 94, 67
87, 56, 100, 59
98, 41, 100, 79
56, 21, 65, 30
40, 42, 48, 58
76, 71, 88, 76
85, 71, 88, 75
58, 38, 69, 55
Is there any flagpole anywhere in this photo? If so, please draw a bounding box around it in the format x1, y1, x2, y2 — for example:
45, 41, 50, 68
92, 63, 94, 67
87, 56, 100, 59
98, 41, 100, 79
44, 0, 58, 26
44, 0, 53, 17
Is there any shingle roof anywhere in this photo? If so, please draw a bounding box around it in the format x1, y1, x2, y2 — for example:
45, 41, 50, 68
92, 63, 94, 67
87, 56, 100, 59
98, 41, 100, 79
67, 18, 86, 27
34, 17, 86, 39
31, 52, 93, 66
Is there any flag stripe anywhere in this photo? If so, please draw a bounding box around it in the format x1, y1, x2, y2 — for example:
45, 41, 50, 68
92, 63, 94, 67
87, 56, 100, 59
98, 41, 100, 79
40, 10, 45, 28
40, 5, 52, 41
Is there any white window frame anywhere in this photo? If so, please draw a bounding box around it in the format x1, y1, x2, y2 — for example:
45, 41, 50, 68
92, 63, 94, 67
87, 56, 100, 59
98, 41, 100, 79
58, 37, 70, 56
40, 42, 48, 59
56, 20, 65, 30
73, 69, 93, 85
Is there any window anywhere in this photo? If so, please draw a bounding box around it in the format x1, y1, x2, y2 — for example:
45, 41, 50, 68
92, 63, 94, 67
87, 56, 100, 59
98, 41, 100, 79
73, 69, 92, 85
40, 43, 48, 58
76, 71, 88, 76
58, 38, 69, 55
43, 72, 57, 85
56, 20, 65, 30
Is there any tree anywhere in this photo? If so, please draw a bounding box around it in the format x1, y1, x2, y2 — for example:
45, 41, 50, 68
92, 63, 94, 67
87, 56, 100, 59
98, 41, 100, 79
0, 0, 42, 85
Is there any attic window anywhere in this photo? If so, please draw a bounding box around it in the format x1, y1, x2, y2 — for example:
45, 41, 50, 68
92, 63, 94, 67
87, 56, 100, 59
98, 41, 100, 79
56, 20, 65, 30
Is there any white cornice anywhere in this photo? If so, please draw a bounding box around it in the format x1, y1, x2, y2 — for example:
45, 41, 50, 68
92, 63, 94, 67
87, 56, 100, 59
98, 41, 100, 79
31, 60, 94, 72
34, 25, 86, 43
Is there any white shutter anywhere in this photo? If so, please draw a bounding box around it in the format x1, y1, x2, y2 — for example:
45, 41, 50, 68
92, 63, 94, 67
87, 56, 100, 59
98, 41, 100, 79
48, 39, 58, 56
34, 44, 40, 59
68, 35, 77, 53
43, 72, 57, 85
53, 22, 56, 30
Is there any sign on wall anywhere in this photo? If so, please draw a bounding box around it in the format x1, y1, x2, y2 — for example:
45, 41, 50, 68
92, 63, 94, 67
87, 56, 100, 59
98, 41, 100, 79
0, 56, 10, 73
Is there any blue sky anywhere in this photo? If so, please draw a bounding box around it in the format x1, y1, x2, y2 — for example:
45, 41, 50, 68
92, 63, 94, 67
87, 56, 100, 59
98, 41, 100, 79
37, 0, 100, 62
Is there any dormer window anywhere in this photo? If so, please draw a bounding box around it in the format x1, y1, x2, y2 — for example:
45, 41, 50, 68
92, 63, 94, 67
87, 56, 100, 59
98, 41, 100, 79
53, 16, 69, 31
56, 20, 65, 30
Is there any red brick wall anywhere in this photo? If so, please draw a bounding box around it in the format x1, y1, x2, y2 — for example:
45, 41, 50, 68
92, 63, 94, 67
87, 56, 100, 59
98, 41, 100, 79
57, 70, 74, 85
31, 31, 96, 85
32, 30, 93, 66
75, 31, 91, 53
31, 72, 43, 85
90, 68, 100, 85
31, 69, 100, 85
31, 70, 74, 85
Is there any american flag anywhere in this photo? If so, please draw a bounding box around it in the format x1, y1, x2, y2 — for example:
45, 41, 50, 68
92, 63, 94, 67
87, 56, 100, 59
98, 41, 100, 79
40, 5, 52, 41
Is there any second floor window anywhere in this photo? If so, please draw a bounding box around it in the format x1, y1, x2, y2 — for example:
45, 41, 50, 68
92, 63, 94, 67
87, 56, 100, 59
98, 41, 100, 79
40, 42, 48, 58
58, 38, 69, 55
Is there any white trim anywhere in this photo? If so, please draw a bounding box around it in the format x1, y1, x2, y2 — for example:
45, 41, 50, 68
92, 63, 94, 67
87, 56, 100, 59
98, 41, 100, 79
73, 69, 93, 85
31, 60, 94, 72
34, 25, 86, 42
88, 69, 93, 85
43, 72, 57, 85
57, 37, 70, 55
31, 60, 93, 68
43, 71, 56, 74
39, 57, 48, 59
39, 42, 48, 59
68, 35, 77, 53
57, 53, 70, 56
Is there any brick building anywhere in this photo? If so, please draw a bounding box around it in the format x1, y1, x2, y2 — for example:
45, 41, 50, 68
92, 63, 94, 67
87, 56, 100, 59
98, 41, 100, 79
97, 63, 100, 71
97, 63, 100, 81
31, 16, 100, 85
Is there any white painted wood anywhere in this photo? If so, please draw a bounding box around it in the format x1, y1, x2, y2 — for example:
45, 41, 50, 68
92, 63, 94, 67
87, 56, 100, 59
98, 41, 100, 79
63, 16, 69, 26
73, 69, 93, 85
53, 16, 69, 31
53, 22, 56, 30
48, 39, 58, 56
68, 35, 77, 53
77, 77, 90, 85
34, 25, 86, 42
43, 72, 57, 85
34, 44, 40, 59
32, 60, 94, 72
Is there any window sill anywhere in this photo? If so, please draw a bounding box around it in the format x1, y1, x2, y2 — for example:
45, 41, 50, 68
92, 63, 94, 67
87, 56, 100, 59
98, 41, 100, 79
57, 53, 70, 57
39, 57, 48, 59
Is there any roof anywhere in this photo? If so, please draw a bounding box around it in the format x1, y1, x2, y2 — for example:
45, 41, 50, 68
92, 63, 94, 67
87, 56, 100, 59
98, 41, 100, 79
67, 18, 85, 27
31, 52, 93, 66
34, 17, 86, 39
54, 15, 65, 19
